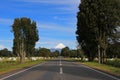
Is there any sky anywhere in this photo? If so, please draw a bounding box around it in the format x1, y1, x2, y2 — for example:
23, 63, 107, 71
0, 0, 80, 50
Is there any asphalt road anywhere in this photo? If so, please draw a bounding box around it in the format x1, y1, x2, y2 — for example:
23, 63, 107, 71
0, 57, 120, 80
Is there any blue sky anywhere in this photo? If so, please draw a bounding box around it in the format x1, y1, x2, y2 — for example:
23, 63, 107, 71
0, 0, 80, 50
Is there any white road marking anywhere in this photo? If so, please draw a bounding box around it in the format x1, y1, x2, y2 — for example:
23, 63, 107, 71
59, 56, 63, 74
0, 62, 46, 80
59, 56, 62, 66
79, 63, 120, 80
60, 60, 62, 66
60, 67, 63, 74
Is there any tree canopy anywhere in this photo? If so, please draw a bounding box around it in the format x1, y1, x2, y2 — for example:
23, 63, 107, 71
0, 48, 12, 57
12, 17, 39, 63
76, 0, 120, 63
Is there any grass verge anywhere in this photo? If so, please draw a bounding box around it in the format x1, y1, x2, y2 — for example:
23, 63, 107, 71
0, 59, 47, 75
80, 62, 120, 77
67, 58, 120, 77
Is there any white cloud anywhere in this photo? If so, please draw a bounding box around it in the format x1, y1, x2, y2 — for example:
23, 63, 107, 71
0, 18, 13, 25
0, 45, 5, 49
0, 40, 12, 50
0, 40, 12, 43
37, 22, 75, 33
17, 0, 80, 5
36, 37, 76, 49
36, 42, 55, 45
15, 0, 80, 12
53, 16, 76, 21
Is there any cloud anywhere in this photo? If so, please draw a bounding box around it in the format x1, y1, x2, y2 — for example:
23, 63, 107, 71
0, 40, 12, 43
14, 0, 80, 13
0, 45, 5, 49
53, 16, 76, 21
36, 42, 55, 45
36, 37, 76, 49
17, 0, 80, 5
0, 18, 13, 25
37, 22, 75, 33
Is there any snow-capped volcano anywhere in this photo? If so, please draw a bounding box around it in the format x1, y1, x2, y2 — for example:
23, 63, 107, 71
55, 43, 66, 49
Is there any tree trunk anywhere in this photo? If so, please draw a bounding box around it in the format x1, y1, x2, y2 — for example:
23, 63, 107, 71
103, 49, 107, 63
19, 40, 26, 63
28, 56, 32, 61
98, 45, 101, 64
20, 54, 25, 63
101, 49, 104, 64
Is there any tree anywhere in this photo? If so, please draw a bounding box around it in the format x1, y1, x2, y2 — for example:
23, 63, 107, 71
76, 0, 120, 63
107, 42, 120, 58
61, 47, 70, 57
38, 48, 51, 57
0, 48, 12, 57
51, 50, 59, 57
12, 17, 39, 63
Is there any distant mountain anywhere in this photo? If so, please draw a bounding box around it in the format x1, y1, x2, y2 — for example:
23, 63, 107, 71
55, 43, 66, 49
50, 43, 66, 53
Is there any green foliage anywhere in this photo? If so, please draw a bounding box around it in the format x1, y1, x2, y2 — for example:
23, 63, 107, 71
61, 47, 70, 57
76, 0, 120, 62
38, 48, 51, 57
12, 17, 39, 63
34, 48, 59, 57
50, 50, 59, 57
0, 48, 12, 57
61, 47, 85, 59
107, 42, 120, 58
106, 59, 120, 68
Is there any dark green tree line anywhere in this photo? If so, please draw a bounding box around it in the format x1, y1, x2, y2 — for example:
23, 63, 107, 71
0, 48, 12, 57
34, 48, 59, 57
12, 17, 39, 63
61, 47, 84, 58
50, 50, 59, 57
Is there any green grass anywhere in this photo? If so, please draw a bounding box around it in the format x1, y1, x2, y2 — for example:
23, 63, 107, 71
0, 59, 47, 75
67, 58, 120, 77
80, 62, 120, 76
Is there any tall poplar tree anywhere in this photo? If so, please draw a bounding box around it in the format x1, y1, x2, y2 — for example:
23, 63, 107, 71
76, 0, 120, 63
12, 17, 39, 63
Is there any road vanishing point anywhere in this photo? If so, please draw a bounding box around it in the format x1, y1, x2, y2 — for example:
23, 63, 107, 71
0, 57, 120, 80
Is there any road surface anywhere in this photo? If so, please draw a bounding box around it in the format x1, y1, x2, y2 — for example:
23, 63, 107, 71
0, 57, 120, 80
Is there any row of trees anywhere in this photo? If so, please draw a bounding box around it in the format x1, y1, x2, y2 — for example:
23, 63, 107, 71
0, 48, 59, 58
34, 48, 59, 57
76, 0, 120, 64
61, 47, 84, 59
1, 46, 119, 59
0, 48, 12, 57
34, 48, 51, 57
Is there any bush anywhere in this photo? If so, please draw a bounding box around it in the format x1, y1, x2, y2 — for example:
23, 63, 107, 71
106, 59, 120, 68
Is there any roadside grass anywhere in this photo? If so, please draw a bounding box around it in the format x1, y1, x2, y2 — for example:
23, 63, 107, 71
67, 58, 120, 77
0, 59, 47, 75
80, 62, 120, 77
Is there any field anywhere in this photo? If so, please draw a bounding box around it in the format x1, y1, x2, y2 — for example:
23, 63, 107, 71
0, 57, 50, 75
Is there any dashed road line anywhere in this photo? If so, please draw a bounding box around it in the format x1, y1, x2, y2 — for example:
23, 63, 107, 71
60, 67, 63, 74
